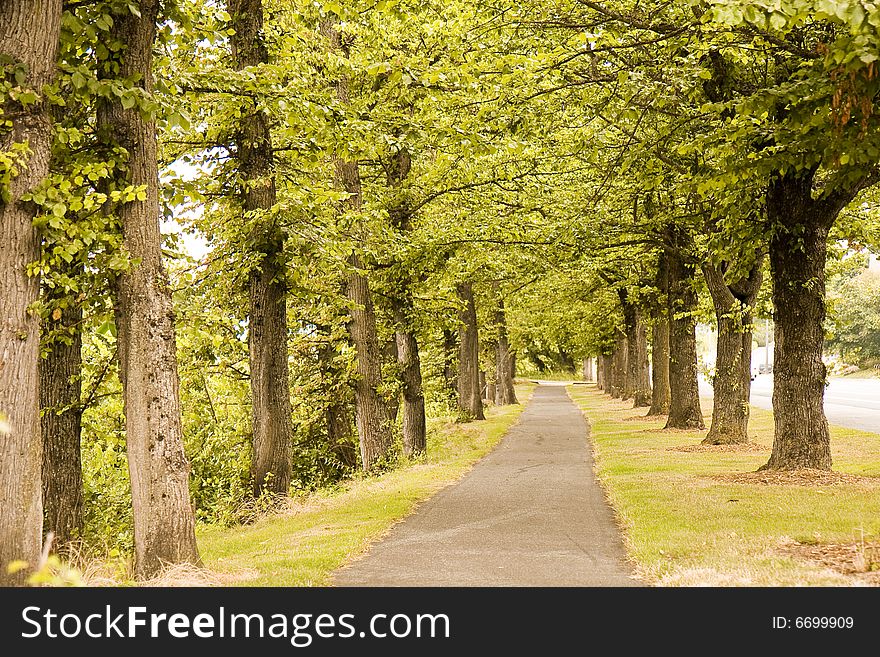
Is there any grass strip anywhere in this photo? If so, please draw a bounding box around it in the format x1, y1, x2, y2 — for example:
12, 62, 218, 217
568, 384, 880, 586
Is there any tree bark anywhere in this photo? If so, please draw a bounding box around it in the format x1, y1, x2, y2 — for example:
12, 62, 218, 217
385, 148, 426, 456
608, 349, 619, 397
0, 0, 62, 584
98, 0, 200, 577
40, 298, 84, 548
648, 253, 671, 415
494, 295, 518, 405
601, 354, 614, 393
229, 0, 293, 496
326, 399, 357, 469
665, 229, 705, 429
382, 335, 400, 423
344, 261, 393, 470
620, 291, 651, 407
392, 299, 426, 457
596, 355, 605, 390
763, 171, 834, 470
315, 323, 357, 470
456, 282, 484, 420
702, 259, 763, 445
324, 21, 393, 471
609, 328, 627, 399
442, 328, 458, 403
648, 317, 671, 415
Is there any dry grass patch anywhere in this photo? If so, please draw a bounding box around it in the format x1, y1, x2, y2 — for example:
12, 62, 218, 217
712, 469, 877, 486
779, 540, 880, 585
670, 442, 766, 454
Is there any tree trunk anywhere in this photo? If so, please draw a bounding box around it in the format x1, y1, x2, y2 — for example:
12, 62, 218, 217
620, 292, 652, 407
247, 263, 293, 495
316, 323, 358, 470
631, 316, 652, 407
456, 282, 484, 420
763, 172, 834, 470
345, 259, 393, 470
601, 354, 614, 393
648, 316, 671, 415
596, 355, 605, 389
484, 346, 497, 402
608, 348, 619, 397
609, 328, 627, 399
494, 296, 518, 405
557, 348, 576, 374
0, 0, 62, 584
40, 299, 84, 548
229, 0, 293, 496
665, 231, 705, 430
325, 21, 393, 471
392, 300, 426, 457
326, 399, 357, 469
98, 0, 200, 577
385, 149, 426, 456
442, 328, 458, 403
648, 253, 671, 415
582, 357, 593, 382
382, 336, 401, 424
702, 260, 763, 445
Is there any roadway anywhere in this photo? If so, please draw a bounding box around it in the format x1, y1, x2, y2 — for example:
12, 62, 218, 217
700, 375, 880, 434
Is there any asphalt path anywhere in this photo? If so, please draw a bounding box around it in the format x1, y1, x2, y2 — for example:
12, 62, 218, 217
332, 383, 638, 586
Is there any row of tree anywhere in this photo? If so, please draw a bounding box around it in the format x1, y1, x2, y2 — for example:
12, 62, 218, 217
3, 0, 880, 585
1, 0, 526, 584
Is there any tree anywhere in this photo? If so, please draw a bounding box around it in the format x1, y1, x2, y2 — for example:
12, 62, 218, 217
619, 288, 651, 407
664, 226, 705, 430
456, 281, 485, 420
702, 256, 763, 444
228, 0, 293, 496
324, 20, 395, 471
494, 293, 518, 405
827, 266, 880, 366
40, 294, 84, 547
648, 254, 671, 415
0, 0, 63, 585
386, 148, 427, 456
97, 0, 199, 577
700, 1, 880, 468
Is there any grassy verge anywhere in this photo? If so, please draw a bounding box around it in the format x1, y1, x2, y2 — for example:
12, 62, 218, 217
196, 384, 535, 586
568, 384, 880, 586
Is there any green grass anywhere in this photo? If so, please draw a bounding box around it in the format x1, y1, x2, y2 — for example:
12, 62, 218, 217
567, 384, 880, 586
197, 384, 535, 586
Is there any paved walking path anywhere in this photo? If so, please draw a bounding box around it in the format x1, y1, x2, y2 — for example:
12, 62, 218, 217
332, 383, 638, 586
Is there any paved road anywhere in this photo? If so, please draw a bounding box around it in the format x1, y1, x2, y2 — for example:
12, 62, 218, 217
332, 383, 637, 586
749, 376, 880, 434
700, 375, 880, 434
